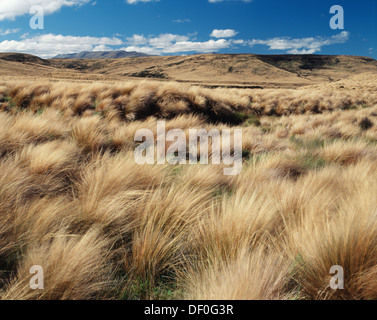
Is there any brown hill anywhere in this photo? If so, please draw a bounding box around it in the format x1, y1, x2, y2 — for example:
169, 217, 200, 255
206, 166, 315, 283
1, 52, 377, 89
0, 52, 50, 65
46, 53, 377, 88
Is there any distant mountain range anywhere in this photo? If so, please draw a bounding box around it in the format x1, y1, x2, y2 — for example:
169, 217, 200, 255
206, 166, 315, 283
52, 50, 151, 59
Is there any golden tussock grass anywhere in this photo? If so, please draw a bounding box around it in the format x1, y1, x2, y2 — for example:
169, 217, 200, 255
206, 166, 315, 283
0, 77, 376, 300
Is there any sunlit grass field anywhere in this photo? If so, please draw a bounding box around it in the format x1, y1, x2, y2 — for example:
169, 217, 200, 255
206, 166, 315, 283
0, 77, 376, 300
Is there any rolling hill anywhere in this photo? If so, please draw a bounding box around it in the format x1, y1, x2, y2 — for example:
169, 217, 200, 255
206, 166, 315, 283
1, 52, 377, 89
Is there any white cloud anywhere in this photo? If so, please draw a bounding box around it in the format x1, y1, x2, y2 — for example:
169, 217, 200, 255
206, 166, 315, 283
123, 33, 231, 55
93, 44, 111, 51
0, 28, 20, 36
157, 39, 230, 53
0, 31, 232, 57
126, 0, 159, 4
173, 18, 191, 23
123, 39, 231, 55
210, 29, 238, 38
172, 39, 230, 52
148, 34, 189, 48
122, 45, 159, 55
0, 33, 122, 57
126, 34, 148, 46
0, 0, 90, 20
249, 31, 350, 54
232, 39, 244, 45
0, 30, 350, 58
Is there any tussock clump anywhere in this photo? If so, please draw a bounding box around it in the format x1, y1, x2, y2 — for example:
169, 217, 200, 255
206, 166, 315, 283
183, 247, 295, 300
2, 80, 377, 126
285, 164, 377, 299
1, 229, 114, 300
123, 184, 213, 290
15, 140, 80, 174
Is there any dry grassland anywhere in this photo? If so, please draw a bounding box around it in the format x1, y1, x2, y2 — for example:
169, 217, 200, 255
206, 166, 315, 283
0, 75, 376, 300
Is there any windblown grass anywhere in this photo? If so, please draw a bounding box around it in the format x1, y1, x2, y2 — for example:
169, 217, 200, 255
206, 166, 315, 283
0, 77, 376, 300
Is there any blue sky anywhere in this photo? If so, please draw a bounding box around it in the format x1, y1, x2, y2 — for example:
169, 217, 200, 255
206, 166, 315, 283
0, 0, 375, 58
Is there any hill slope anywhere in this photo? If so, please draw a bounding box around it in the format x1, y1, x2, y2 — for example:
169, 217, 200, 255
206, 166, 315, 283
1, 52, 377, 88
50, 53, 377, 88
0, 52, 50, 65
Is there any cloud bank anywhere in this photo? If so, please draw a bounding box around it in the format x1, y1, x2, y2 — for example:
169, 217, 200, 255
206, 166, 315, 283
0, 29, 350, 58
249, 31, 350, 54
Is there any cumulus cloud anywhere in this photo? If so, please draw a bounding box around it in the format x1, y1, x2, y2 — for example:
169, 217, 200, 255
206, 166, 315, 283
0, 33, 122, 57
0, 30, 350, 58
0, 0, 90, 20
148, 34, 190, 48
125, 39, 231, 55
249, 31, 350, 54
0, 31, 233, 57
210, 29, 238, 38
123, 33, 231, 55
126, 34, 148, 46
163, 39, 231, 53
